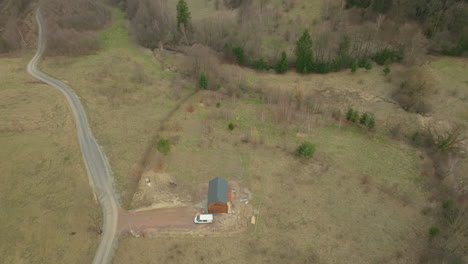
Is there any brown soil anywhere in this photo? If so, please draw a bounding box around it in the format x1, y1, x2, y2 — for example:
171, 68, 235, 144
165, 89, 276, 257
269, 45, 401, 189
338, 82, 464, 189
118, 206, 198, 235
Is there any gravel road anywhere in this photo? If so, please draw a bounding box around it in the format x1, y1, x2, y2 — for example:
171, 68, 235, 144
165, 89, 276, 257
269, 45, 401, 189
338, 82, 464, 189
27, 8, 119, 264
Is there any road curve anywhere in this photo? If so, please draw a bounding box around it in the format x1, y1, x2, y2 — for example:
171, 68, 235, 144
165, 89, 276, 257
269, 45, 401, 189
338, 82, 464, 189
27, 8, 119, 264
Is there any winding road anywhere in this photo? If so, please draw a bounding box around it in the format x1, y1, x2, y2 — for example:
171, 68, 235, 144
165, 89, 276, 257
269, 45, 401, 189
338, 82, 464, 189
27, 8, 119, 264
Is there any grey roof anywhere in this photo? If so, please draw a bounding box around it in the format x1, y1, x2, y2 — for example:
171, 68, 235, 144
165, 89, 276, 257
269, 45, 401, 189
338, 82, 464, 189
207, 177, 228, 205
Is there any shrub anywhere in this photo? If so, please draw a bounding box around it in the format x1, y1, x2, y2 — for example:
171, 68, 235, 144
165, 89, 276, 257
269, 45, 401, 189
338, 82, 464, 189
383, 64, 391, 75
216, 102, 221, 108
351, 60, 358, 73
232, 46, 245, 65
157, 138, 170, 155
199, 72, 208, 89
228, 122, 234, 131
367, 116, 375, 129
297, 141, 316, 158
360, 112, 369, 125
429, 226, 440, 237
358, 58, 367, 68
215, 83, 221, 90
275, 51, 288, 73
346, 108, 354, 121
254, 59, 268, 70
442, 199, 454, 209
373, 48, 404, 65
364, 59, 372, 70
351, 110, 359, 123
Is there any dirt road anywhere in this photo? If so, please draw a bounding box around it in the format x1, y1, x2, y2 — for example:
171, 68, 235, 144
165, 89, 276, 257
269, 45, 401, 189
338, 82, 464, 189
118, 207, 197, 234
27, 8, 119, 264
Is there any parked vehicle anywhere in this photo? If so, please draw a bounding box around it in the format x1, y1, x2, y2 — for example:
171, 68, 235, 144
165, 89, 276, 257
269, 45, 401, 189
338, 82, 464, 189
194, 214, 213, 224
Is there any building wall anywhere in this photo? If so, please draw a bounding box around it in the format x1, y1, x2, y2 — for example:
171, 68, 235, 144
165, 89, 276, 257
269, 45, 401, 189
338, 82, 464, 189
208, 201, 227, 214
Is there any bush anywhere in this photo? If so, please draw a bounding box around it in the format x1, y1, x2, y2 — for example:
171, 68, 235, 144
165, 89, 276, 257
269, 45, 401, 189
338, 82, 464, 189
373, 48, 404, 65
351, 110, 359, 123
157, 138, 170, 155
297, 141, 316, 158
429, 226, 440, 237
364, 60, 372, 70
346, 108, 354, 121
383, 64, 391, 75
275, 51, 288, 73
254, 59, 268, 70
351, 60, 358, 73
199, 72, 208, 89
360, 112, 369, 125
366, 116, 375, 130
228, 122, 234, 131
442, 199, 454, 209
232, 45, 245, 65
216, 102, 221, 108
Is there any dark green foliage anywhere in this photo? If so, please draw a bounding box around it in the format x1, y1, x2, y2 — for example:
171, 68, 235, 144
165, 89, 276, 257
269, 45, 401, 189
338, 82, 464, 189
157, 138, 170, 155
364, 59, 372, 70
176, 0, 191, 30
366, 116, 375, 129
351, 60, 358, 73
360, 113, 369, 125
346, 108, 354, 121
441, 33, 468, 56
254, 59, 268, 70
372, 0, 393, 13
199, 72, 208, 89
429, 226, 440, 237
346, 108, 359, 123
358, 58, 367, 68
216, 102, 221, 108
297, 142, 316, 158
383, 64, 391, 75
295, 30, 314, 73
442, 199, 454, 210
351, 111, 359, 123
232, 46, 245, 65
345, 0, 371, 9
373, 48, 404, 65
275, 51, 289, 73
228, 122, 234, 131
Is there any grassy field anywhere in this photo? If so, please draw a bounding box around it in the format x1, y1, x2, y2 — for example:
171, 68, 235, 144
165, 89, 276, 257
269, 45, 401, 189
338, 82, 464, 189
40, 9, 193, 206
0, 56, 100, 263
32, 4, 466, 263
114, 89, 431, 263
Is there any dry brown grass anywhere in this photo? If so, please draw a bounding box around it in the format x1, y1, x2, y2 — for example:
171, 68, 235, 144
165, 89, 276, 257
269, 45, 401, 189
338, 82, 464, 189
0, 56, 100, 263
39, 9, 196, 207
114, 89, 432, 263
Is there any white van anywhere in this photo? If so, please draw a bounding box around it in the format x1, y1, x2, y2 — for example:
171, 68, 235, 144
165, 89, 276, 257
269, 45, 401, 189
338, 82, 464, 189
194, 214, 213, 224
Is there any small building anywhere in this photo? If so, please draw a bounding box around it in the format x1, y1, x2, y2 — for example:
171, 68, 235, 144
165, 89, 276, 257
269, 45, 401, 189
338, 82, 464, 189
207, 177, 228, 214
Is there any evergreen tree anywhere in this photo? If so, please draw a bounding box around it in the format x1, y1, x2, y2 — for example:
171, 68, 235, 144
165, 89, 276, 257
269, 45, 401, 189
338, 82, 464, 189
275, 51, 289, 73
295, 30, 314, 73
199, 72, 208, 89
176, 0, 191, 31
